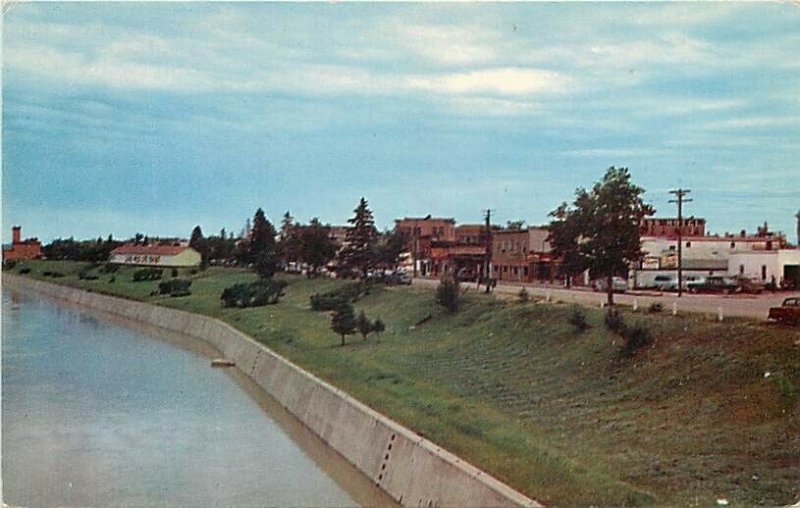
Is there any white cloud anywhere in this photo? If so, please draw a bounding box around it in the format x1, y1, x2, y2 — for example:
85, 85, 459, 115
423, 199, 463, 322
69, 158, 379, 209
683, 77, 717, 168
407, 68, 569, 96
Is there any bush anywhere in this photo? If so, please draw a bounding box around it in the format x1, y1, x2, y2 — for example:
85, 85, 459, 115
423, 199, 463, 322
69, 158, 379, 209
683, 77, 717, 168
18, 267, 31, 274
604, 308, 626, 334
221, 280, 287, 308
372, 318, 386, 335
648, 302, 663, 313
517, 287, 529, 303
436, 275, 460, 313
101, 263, 119, 273
309, 282, 368, 311
159, 279, 192, 297
568, 305, 589, 333
171, 268, 179, 278
355, 310, 373, 340
78, 271, 100, 280
621, 322, 652, 357
132, 268, 163, 282
2, 260, 17, 271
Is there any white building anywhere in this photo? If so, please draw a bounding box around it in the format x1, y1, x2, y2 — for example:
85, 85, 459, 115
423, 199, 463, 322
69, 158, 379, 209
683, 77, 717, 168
109, 244, 201, 267
728, 250, 800, 287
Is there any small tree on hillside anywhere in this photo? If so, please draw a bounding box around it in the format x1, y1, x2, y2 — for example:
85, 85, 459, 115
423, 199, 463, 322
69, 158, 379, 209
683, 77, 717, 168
372, 318, 385, 336
548, 202, 586, 289
331, 301, 357, 346
436, 273, 460, 313
355, 310, 373, 341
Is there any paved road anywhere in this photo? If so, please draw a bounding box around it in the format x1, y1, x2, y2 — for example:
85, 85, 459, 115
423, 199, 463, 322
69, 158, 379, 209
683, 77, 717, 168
411, 277, 800, 321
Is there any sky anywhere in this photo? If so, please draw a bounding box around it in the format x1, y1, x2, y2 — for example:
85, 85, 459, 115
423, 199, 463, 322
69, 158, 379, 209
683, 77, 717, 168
2, 2, 799, 245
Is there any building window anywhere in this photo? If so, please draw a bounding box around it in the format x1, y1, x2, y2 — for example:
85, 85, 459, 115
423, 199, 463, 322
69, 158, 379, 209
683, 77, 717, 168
685, 241, 691, 248
761, 265, 767, 280
730, 241, 736, 248
503, 266, 508, 273
739, 264, 745, 274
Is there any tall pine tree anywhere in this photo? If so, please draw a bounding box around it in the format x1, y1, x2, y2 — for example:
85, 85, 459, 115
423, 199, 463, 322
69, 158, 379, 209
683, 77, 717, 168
249, 208, 278, 279
339, 197, 378, 278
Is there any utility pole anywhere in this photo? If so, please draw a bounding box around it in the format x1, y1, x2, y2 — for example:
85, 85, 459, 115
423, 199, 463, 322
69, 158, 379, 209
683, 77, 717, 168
669, 189, 692, 297
482, 209, 493, 293
795, 210, 800, 247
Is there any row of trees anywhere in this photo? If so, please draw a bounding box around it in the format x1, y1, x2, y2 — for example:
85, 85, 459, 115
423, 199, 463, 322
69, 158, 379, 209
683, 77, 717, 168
190, 197, 405, 280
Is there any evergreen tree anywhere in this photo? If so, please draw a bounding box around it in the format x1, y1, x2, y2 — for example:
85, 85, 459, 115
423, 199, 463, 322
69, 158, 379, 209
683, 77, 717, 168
331, 301, 357, 346
372, 318, 386, 336
249, 208, 279, 278
339, 197, 378, 278
189, 225, 208, 269
355, 310, 373, 340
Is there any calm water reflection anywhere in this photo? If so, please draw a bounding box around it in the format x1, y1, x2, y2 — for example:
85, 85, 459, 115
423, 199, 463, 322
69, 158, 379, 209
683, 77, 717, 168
2, 289, 393, 507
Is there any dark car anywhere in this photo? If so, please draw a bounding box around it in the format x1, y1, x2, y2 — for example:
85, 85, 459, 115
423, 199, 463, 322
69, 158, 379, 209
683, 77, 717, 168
687, 276, 740, 294
386, 271, 412, 285
768, 297, 800, 324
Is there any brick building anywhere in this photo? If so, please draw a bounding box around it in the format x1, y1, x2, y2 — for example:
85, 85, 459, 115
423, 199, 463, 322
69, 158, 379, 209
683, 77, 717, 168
2, 226, 42, 261
491, 227, 554, 283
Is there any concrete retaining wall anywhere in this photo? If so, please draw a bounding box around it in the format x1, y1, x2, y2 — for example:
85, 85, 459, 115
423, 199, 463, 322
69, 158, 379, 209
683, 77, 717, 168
4, 275, 540, 508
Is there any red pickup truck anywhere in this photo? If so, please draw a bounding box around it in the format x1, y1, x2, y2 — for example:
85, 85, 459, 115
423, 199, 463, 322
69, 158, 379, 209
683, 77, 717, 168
768, 297, 800, 324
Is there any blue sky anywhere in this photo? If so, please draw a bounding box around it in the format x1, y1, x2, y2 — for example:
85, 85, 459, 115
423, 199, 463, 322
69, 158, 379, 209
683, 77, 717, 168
3, 2, 799, 244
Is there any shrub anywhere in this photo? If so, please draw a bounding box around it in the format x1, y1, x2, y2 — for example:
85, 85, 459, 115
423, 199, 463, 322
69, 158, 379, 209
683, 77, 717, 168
2, 260, 17, 271
221, 280, 287, 308
78, 272, 100, 280
101, 263, 119, 273
621, 322, 652, 357
171, 268, 179, 278
517, 287, 529, 303
568, 305, 589, 333
18, 267, 31, 274
159, 279, 192, 297
309, 282, 368, 311
604, 308, 626, 334
648, 302, 663, 313
372, 318, 386, 335
436, 275, 460, 313
132, 268, 163, 282
109, 276, 116, 283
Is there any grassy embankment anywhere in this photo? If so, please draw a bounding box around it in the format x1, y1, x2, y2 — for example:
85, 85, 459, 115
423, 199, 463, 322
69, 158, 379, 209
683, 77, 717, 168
7, 260, 800, 506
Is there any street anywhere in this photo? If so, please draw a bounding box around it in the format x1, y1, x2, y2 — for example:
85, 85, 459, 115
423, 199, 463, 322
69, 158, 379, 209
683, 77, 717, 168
411, 277, 800, 321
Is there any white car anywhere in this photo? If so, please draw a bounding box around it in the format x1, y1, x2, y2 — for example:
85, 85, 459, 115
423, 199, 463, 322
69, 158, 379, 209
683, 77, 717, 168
652, 274, 678, 291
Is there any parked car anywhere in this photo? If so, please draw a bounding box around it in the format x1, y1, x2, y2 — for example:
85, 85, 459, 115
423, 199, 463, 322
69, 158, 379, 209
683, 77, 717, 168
386, 271, 412, 285
652, 274, 679, 291
681, 275, 705, 290
687, 275, 740, 294
768, 297, 800, 324
733, 276, 765, 294
593, 276, 627, 293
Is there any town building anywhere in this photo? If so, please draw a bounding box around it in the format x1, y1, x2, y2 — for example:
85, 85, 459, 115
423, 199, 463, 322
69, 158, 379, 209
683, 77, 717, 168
491, 227, 554, 283
109, 244, 201, 267
641, 217, 706, 237
728, 250, 800, 288
634, 219, 791, 287
395, 217, 456, 276
2, 226, 42, 261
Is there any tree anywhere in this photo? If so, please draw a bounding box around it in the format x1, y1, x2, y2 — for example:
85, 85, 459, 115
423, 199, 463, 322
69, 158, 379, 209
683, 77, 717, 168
300, 218, 337, 276
249, 208, 279, 278
355, 310, 372, 340
279, 211, 302, 266
339, 197, 378, 278
506, 220, 526, 231
436, 272, 460, 312
331, 301, 357, 346
548, 202, 586, 289
375, 228, 406, 269
551, 167, 654, 305
372, 318, 385, 336
189, 225, 208, 269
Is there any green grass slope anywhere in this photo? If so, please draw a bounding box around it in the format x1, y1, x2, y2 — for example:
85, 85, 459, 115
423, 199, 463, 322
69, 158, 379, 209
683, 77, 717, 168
8, 260, 800, 506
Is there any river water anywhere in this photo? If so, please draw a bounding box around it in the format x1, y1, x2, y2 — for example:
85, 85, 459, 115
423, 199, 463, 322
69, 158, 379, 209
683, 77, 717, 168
1, 289, 392, 507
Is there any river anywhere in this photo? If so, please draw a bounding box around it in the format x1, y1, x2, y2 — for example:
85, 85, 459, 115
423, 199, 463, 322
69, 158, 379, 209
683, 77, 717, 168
1, 288, 393, 507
